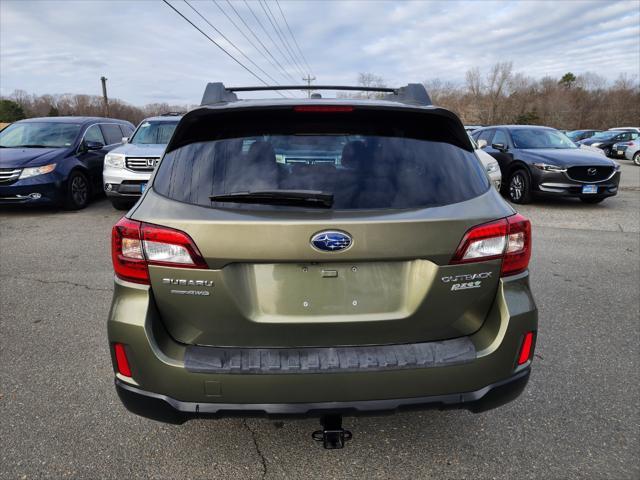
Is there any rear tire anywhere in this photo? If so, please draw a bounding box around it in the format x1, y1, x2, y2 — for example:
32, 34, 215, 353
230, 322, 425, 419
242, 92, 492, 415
603, 147, 612, 157
633, 152, 640, 166
507, 168, 532, 204
580, 196, 606, 204
64, 171, 90, 210
110, 198, 134, 211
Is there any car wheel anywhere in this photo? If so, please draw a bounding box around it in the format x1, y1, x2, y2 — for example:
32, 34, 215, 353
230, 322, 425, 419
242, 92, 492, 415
633, 152, 640, 166
110, 198, 134, 211
64, 171, 90, 210
508, 169, 532, 204
580, 196, 606, 204
603, 147, 612, 157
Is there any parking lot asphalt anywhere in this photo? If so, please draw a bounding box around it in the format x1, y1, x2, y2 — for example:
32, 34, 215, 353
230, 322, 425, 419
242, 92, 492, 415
1, 162, 638, 479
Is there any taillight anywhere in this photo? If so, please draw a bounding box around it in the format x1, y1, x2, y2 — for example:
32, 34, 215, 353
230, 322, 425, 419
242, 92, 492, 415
517, 332, 535, 365
111, 217, 207, 284
502, 214, 531, 276
293, 105, 354, 113
450, 213, 532, 277
114, 343, 132, 377
112, 218, 148, 284
141, 223, 208, 268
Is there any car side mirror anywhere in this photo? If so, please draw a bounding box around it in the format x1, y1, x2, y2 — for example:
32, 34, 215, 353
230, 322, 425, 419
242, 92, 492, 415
477, 139, 487, 149
84, 140, 104, 151
492, 142, 508, 152
121, 136, 129, 144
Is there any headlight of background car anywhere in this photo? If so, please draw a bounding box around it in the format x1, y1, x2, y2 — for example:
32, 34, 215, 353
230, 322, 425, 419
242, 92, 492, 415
105, 153, 125, 169
590, 142, 601, 147
485, 162, 500, 174
533, 163, 567, 172
19, 163, 56, 179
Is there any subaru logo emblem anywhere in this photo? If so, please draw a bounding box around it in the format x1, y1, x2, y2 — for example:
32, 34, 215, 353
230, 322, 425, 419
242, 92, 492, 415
310, 231, 352, 252
587, 167, 597, 176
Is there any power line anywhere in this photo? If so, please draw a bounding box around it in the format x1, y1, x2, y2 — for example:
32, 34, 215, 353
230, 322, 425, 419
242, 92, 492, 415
211, 0, 297, 86
258, 0, 305, 75
182, 0, 289, 96
275, 0, 313, 77
243, 0, 302, 80
161, 0, 277, 91
225, 0, 299, 87
259, 0, 307, 78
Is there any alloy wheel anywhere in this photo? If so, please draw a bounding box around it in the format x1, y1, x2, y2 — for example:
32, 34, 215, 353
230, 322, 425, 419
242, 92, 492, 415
510, 173, 524, 201
71, 175, 88, 206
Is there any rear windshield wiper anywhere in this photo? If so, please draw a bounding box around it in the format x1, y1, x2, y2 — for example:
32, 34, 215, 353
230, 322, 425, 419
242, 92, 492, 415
210, 190, 334, 208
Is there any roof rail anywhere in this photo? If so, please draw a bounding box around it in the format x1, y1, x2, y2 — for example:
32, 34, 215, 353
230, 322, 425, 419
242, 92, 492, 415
160, 111, 186, 116
200, 82, 432, 106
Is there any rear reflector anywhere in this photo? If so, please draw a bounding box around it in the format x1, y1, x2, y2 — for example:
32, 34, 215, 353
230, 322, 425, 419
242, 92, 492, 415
111, 217, 208, 284
450, 213, 532, 277
114, 343, 132, 377
293, 105, 354, 113
517, 332, 534, 365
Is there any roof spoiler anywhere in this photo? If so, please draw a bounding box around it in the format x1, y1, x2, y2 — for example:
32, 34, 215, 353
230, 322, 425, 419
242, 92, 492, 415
200, 83, 432, 107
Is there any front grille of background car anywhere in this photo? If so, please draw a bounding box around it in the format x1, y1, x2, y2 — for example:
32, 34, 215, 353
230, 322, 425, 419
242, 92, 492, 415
125, 157, 158, 172
566, 166, 614, 182
0, 168, 22, 183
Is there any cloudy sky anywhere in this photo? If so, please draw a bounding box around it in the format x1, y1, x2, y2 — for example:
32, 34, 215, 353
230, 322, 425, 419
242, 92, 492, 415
1, 0, 639, 105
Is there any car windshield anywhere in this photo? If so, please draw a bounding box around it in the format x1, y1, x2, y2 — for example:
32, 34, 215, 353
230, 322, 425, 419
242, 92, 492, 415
0, 122, 81, 148
566, 131, 588, 141
592, 131, 618, 140
154, 133, 489, 211
130, 120, 179, 145
511, 129, 577, 149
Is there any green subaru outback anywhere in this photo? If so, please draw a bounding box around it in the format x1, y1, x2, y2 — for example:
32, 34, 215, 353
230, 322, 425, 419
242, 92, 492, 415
108, 83, 536, 448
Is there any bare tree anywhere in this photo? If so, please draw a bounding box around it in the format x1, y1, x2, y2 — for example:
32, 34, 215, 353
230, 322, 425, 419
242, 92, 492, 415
485, 61, 513, 124
3, 65, 639, 129
357, 73, 387, 99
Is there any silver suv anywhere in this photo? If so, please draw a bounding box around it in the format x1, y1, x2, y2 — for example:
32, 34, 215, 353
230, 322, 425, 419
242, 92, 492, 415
103, 113, 182, 209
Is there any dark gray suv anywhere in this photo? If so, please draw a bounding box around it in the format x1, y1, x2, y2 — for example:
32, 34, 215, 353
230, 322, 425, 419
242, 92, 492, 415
473, 125, 621, 204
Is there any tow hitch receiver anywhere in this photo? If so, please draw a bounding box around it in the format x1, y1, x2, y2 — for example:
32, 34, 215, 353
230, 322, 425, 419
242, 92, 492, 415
312, 414, 352, 449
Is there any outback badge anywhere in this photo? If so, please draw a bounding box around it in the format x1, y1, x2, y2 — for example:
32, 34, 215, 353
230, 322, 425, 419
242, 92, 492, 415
310, 230, 352, 252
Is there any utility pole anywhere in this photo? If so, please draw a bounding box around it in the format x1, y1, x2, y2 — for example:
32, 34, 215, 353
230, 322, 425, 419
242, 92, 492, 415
100, 76, 110, 117
302, 74, 316, 98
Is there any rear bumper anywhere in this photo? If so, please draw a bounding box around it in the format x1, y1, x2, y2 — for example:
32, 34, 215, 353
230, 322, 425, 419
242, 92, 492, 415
108, 271, 538, 422
115, 368, 531, 423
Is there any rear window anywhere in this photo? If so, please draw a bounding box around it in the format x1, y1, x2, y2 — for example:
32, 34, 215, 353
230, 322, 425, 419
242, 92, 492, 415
153, 110, 489, 211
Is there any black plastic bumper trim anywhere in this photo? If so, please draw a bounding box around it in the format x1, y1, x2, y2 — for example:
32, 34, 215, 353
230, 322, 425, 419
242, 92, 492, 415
114, 368, 531, 424
185, 337, 476, 375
